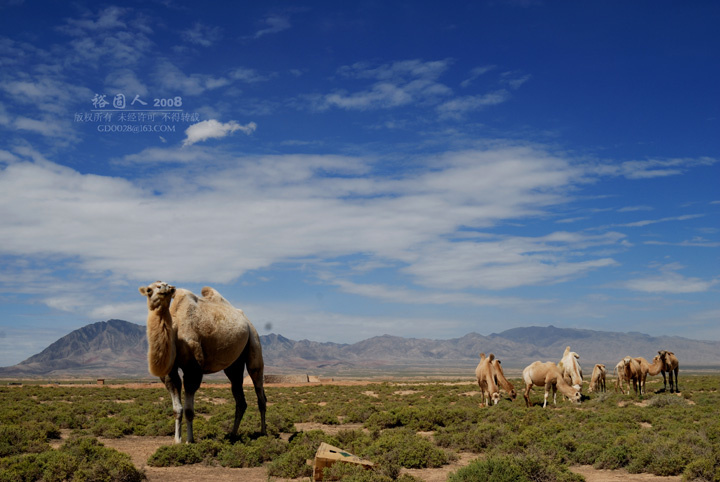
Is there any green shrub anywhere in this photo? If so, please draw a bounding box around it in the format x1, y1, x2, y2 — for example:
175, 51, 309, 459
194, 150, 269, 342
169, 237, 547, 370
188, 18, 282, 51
363, 428, 447, 469
217, 436, 287, 468
147, 439, 222, 466
0, 437, 144, 482
449, 454, 582, 482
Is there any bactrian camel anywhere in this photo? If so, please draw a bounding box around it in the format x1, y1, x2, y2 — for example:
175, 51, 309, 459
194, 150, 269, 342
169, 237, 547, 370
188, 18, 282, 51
588, 364, 606, 393
621, 356, 642, 396
491, 358, 517, 400
475, 353, 501, 406
659, 350, 680, 393
613, 359, 627, 394
522, 361, 581, 408
633, 355, 665, 396
558, 346, 583, 391
139, 281, 267, 443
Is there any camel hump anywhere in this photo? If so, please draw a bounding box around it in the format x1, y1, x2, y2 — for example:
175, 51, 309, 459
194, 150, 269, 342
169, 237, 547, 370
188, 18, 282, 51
488, 353, 495, 361
201, 286, 232, 305
479, 352, 486, 359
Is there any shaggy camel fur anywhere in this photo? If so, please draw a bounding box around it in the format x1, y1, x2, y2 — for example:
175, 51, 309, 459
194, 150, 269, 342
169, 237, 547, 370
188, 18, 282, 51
659, 350, 680, 393
140, 281, 267, 443
522, 361, 581, 408
621, 356, 643, 396
475, 353, 501, 406
491, 358, 517, 400
558, 346, 583, 390
633, 355, 665, 395
588, 364, 606, 393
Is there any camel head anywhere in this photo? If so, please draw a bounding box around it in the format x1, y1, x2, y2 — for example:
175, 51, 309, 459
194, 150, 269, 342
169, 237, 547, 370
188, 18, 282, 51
491, 391, 501, 405
569, 389, 582, 403
139, 281, 176, 311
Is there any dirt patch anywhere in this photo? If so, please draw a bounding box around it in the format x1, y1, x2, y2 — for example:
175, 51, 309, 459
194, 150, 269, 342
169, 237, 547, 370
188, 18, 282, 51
402, 452, 477, 481
394, 390, 417, 396
570, 465, 682, 481
295, 422, 367, 436
362, 390, 379, 398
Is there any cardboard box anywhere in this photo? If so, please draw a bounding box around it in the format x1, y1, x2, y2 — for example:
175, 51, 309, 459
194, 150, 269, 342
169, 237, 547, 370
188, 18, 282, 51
313, 442, 374, 480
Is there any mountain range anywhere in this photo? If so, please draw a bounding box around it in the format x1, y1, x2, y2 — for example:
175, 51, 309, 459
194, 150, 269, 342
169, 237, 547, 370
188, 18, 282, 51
1, 320, 719, 379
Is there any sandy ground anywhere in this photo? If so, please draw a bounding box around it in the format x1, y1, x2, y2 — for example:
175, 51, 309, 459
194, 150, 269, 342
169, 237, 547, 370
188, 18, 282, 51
45, 380, 682, 481
95, 431, 681, 482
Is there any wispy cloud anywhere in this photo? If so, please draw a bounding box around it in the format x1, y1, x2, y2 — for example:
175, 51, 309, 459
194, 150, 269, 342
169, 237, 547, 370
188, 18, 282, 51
318, 59, 453, 111
253, 15, 290, 39
624, 272, 717, 294
183, 22, 223, 47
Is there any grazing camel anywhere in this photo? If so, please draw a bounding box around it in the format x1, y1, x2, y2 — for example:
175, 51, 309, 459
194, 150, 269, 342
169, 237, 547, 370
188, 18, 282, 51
491, 358, 517, 400
588, 364, 606, 393
139, 281, 267, 443
658, 350, 680, 393
558, 346, 583, 391
633, 355, 665, 395
621, 356, 643, 396
475, 353, 501, 406
522, 361, 581, 408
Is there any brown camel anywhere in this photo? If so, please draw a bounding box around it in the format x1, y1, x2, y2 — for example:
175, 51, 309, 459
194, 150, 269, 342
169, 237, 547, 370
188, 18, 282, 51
633, 355, 665, 395
621, 356, 642, 396
491, 358, 517, 400
588, 364, 606, 393
522, 361, 581, 408
475, 353, 501, 406
658, 350, 680, 392
613, 360, 627, 394
139, 281, 267, 443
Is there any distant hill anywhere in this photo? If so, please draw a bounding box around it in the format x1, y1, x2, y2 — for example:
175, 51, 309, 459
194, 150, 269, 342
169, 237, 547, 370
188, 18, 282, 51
1, 321, 719, 379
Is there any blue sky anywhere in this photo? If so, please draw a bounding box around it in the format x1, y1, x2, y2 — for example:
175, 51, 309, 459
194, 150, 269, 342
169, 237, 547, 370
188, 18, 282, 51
0, 1, 718, 366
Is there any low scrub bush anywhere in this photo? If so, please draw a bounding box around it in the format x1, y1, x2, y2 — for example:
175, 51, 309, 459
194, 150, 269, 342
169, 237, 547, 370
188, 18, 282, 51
449, 454, 582, 482
363, 428, 448, 469
0, 436, 144, 482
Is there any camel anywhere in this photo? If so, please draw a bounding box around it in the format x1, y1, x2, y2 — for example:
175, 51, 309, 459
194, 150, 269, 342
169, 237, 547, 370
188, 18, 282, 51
558, 346, 583, 391
633, 355, 665, 395
522, 361, 581, 408
139, 281, 267, 443
491, 358, 517, 400
658, 350, 680, 393
620, 356, 643, 396
588, 364, 606, 393
613, 360, 628, 394
475, 353, 501, 406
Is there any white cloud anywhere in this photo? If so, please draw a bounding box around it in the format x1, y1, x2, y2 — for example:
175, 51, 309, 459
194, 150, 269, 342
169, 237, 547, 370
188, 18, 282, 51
183, 22, 223, 47
437, 90, 511, 118
319, 59, 453, 111
594, 157, 717, 179
460, 65, 496, 88
253, 15, 290, 39
182, 120, 257, 147
624, 273, 717, 294
0, 143, 620, 299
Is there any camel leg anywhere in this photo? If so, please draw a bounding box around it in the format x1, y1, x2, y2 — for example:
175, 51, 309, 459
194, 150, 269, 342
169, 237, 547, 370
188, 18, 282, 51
225, 358, 249, 437
162, 370, 183, 444
182, 367, 203, 444
669, 368, 678, 393
244, 340, 267, 435
523, 384, 533, 408
661, 371, 668, 391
